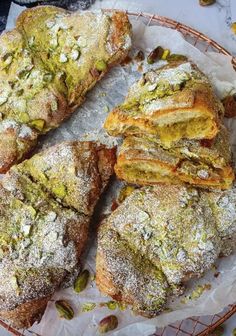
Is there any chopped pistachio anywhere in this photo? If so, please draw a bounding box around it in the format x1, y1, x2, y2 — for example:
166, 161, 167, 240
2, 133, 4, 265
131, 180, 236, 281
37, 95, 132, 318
99, 315, 118, 334
3, 54, 13, 66
16, 89, 24, 96
43, 73, 53, 82
19, 112, 30, 123
74, 269, 90, 293
11, 275, 20, 295
77, 36, 87, 48
46, 21, 55, 28
100, 301, 117, 310
15, 100, 27, 113
21, 224, 32, 237
52, 184, 66, 198
167, 54, 188, 62
28, 36, 35, 47
118, 185, 136, 203
0, 93, 9, 106
55, 300, 74, 320
161, 49, 170, 60
29, 119, 45, 131
81, 302, 96, 312
59, 53, 68, 63
71, 49, 80, 61
147, 46, 164, 64
104, 105, 109, 113
232, 328, 236, 336
50, 99, 58, 112
95, 59, 107, 72
134, 50, 145, 62
117, 302, 126, 311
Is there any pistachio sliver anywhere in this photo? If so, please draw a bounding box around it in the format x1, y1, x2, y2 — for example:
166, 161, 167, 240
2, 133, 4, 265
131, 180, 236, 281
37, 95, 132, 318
95, 60, 107, 72
29, 119, 45, 131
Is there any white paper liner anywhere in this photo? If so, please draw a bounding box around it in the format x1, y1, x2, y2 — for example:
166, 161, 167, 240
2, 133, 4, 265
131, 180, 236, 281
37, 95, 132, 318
4, 5, 236, 336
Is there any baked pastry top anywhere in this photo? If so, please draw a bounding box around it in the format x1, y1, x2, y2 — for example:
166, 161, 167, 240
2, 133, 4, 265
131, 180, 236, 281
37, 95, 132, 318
0, 140, 115, 329
115, 125, 234, 189
96, 184, 236, 317
104, 61, 223, 146
0, 6, 131, 172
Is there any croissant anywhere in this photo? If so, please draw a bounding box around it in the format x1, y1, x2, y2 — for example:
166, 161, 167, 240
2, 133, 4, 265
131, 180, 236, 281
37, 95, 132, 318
104, 61, 223, 146
96, 184, 236, 317
0, 140, 115, 328
0, 6, 131, 172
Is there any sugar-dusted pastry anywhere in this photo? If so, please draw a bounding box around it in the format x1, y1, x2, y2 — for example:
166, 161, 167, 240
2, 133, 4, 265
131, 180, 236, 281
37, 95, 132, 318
16, 6, 132, 108
0, 141, 115, 329
96, 185, 236, 317
104, 61, 223, 146
0, 7, 131, 172
115, 126, 234, 189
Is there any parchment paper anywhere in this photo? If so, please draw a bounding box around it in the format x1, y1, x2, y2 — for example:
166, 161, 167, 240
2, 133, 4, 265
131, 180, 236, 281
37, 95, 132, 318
5, 4, 236, 336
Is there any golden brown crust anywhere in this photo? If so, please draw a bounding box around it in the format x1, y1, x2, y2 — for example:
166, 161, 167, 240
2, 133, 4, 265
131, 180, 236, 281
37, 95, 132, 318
0, 296, 51, 329
96, 184, 236, 316
0, 7, 131, 173
104, 62, 222, 145
0, 141, 115, 329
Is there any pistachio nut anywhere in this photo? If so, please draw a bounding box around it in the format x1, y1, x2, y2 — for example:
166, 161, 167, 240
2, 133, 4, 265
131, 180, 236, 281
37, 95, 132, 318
232, 22, 236, 35
52, 184, 66, 198
98, 315, 118, 333
134, 50, 145, 62
50, 99, 58, 112
74, 269, 89, 293
59, 53, 68, 63
147, 46, 164, 64
2, 53, 13, 68
95, 60, 107, 72
82, 302, 96, 312
71, 49, 81, 61
29, 119, 45, 131
199, 0, 215, 6
55, 300, 74, 320
16, 89, 24, 97
167, 54, 188, 62
161, 49, 170, 60
118, 185, 136, 203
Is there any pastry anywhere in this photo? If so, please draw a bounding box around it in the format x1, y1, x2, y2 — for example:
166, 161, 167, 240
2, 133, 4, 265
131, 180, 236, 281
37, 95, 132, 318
115, 126, 234, 189
104, 61, 223, 146
0, 6, 131, 172
96, 185, 236, 317
0, 140, 115, 328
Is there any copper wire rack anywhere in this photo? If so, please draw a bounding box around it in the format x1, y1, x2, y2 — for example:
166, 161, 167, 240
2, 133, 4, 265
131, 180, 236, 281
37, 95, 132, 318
0, 9, 236, 336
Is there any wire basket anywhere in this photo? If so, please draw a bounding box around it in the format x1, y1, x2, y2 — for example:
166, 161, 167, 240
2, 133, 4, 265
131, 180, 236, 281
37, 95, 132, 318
0, 9, 236, 336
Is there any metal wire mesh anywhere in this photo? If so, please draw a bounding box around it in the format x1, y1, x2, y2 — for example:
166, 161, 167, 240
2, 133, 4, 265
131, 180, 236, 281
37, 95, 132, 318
0, 10, 236, 336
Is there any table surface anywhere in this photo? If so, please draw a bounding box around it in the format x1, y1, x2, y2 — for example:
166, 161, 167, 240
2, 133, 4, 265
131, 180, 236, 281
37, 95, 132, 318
1, 0, 236, 335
